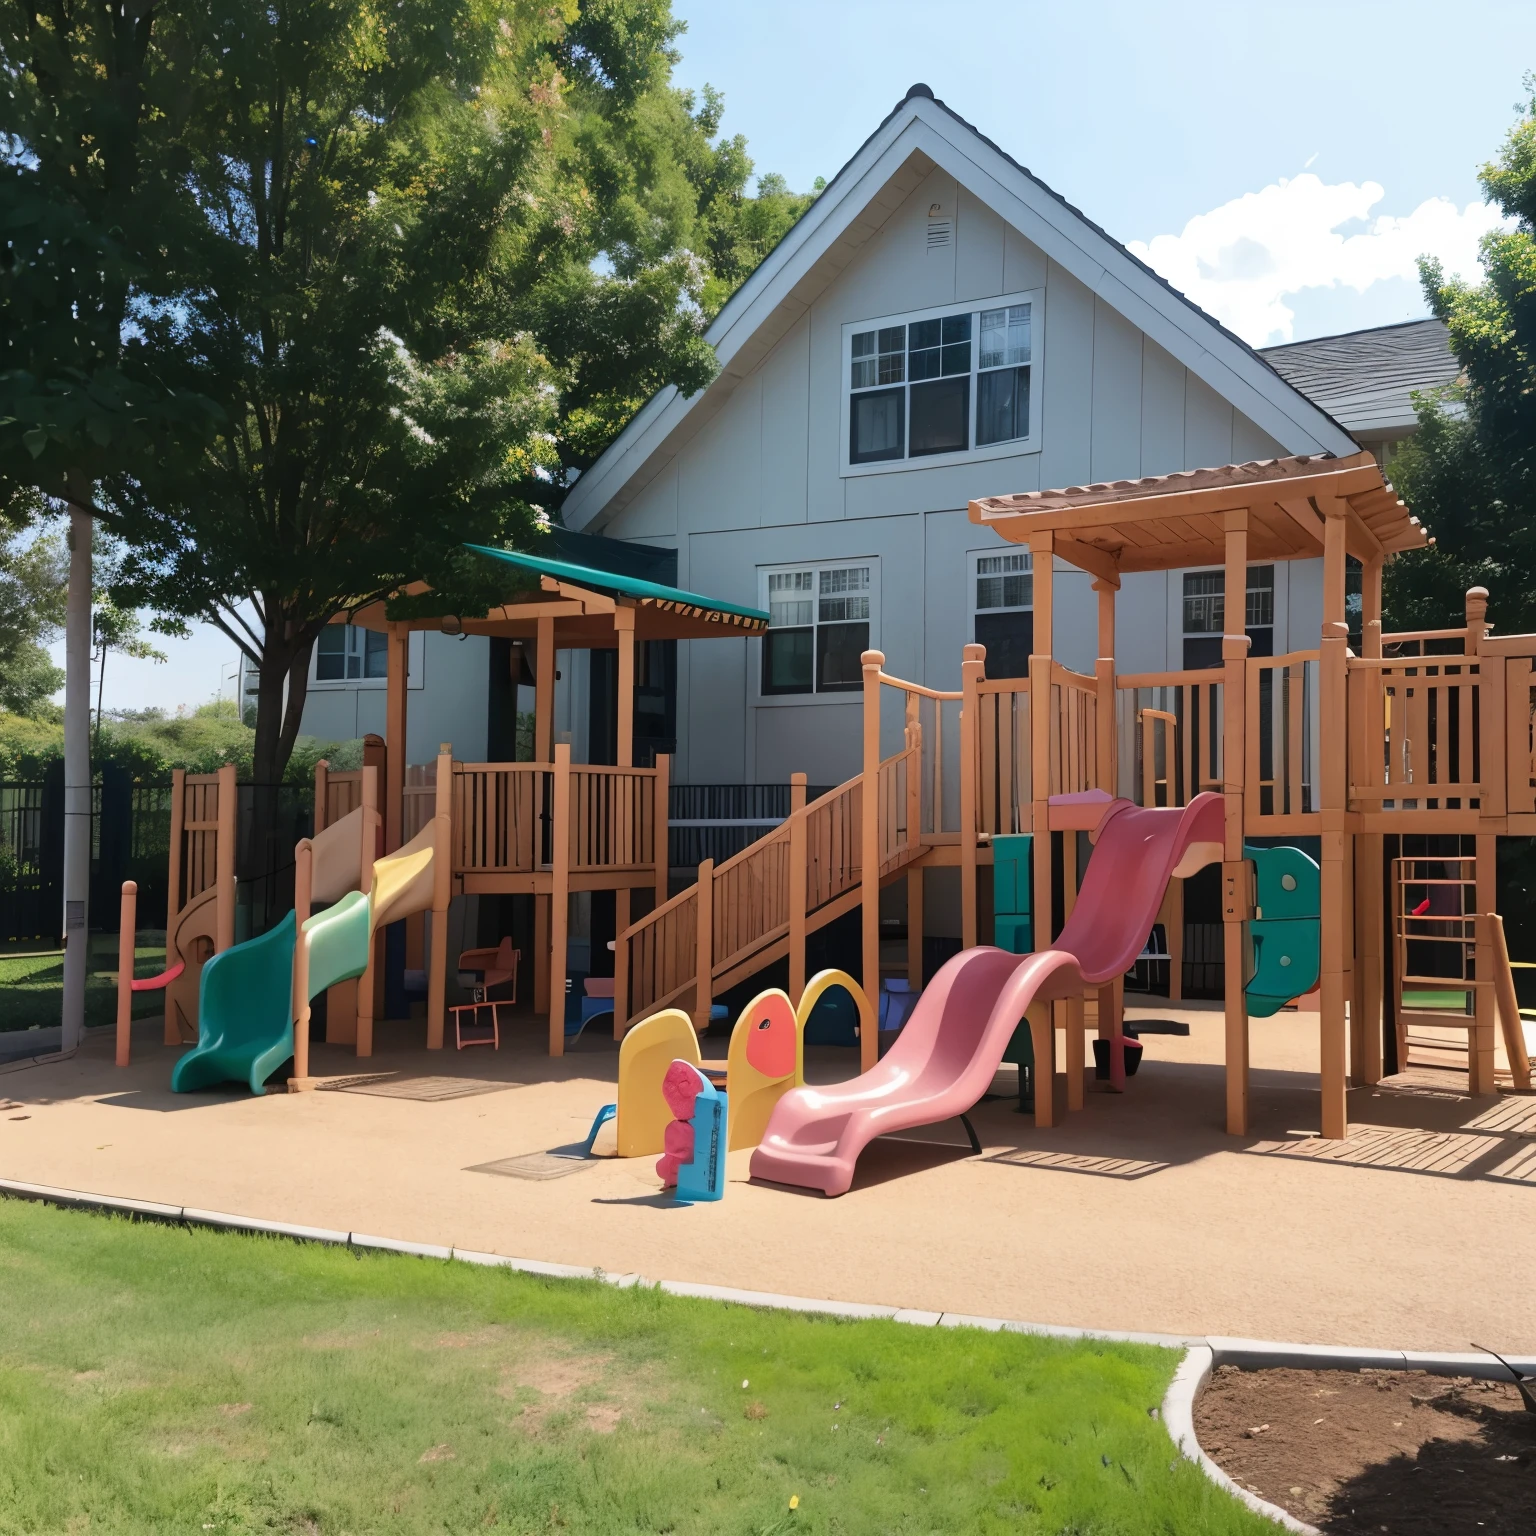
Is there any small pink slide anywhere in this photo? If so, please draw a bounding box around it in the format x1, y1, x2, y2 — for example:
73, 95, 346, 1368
749, 792, 1224, 1196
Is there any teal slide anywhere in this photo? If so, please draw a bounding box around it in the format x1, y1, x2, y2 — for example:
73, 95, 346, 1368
170, 912, 298, 1095
170, 891, 374, 1095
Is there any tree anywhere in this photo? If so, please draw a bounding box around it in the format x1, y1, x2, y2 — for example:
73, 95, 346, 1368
106, 0, 730, 800
0, 505, 65, 716
1384, 83, 1536, 636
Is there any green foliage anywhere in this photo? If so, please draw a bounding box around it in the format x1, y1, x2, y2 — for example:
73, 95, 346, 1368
0, 518, 65, 716
1384, 82, 1536, 635
0, 700, 355, 784
0, 1199, 1269, 1534
0, 2, 220, 510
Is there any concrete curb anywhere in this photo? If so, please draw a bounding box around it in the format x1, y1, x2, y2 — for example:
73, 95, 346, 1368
6, 1171, 1536, 1533
1162, 1347, 1319, 1535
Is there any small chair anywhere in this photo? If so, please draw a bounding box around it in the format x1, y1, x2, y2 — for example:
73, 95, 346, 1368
457, 937, 519, 1003
450, 998, 504, 1049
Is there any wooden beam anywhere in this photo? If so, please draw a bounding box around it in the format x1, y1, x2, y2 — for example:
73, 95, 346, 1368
1275, 496, 1326, 549
1054, 537, 1121, 586
615, 607, 635, 769
1221, 510, 1250, 1136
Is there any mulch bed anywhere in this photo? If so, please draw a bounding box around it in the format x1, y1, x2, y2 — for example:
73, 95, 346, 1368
1194, 1365, 1536, 1533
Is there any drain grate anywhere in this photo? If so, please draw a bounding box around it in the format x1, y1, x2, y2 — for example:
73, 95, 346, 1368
468, 1150, 595, 1181
320, 1074, 522, 1102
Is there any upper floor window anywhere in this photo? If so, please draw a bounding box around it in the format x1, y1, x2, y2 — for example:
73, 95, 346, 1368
760, 561, 877, 697
843, 291, 1040, 474
1181, 565, 1275, 669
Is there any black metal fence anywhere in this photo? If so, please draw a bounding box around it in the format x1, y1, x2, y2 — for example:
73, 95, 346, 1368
668, 783, 834, 870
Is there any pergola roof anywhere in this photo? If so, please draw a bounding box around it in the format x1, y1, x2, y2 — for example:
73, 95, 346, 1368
968, 451, 1428, 578
350, 543, 767, 646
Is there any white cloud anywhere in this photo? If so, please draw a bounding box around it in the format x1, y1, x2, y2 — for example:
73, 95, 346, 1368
1128, 173, 1509, 346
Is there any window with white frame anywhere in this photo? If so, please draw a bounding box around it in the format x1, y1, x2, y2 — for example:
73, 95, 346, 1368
1181, 565, 1274, 669
845, 291, 1039, 472
970, 549, 1033, 680
760, 561, 876, 696
316, 624, 388, 681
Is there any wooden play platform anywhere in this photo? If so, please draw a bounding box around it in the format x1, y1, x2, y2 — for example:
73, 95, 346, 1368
154, 451, 1536, 1144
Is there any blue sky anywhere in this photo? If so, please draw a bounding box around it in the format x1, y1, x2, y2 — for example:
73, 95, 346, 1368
80, 0, 1536, 714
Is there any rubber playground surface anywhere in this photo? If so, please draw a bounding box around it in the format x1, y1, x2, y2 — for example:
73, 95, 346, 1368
4, 1000, 1535, 1353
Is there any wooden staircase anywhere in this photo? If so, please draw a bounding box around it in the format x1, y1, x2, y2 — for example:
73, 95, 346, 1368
615, 654, 941, 1068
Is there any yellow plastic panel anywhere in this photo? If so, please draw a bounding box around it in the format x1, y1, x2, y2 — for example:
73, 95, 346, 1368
795, 969, 873, 1059
725, 989, 800, 1150
369, 820, 437, 934
616, 1009, 701, 1158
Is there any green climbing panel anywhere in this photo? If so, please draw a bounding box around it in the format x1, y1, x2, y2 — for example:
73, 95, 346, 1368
1244, 844, 1321, 1018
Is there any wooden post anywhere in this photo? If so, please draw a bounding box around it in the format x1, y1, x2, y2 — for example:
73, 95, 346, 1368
116, 881, 136, 1067
164, 768, 185, 1045
616, 608, 635, 769
1026, 1000, 1055, 1128
1472, 832, 1498, 1094
215, 761, 237, 953
355, 763, 381, 1057
860, 649, 883, 1073
959, 643, 985, 950
694, 857, 714, 1033
290, 842, 314, 1088
1028, 531, 1054, 947
314, 758, 330, 834
1356, 557, 1385, 1084
1492, 913, 1533, 1090
1318, 504, 1350, 1138
534, 896, 550, 1016
549, 741, 571, 1056
653, 752, 670, 911
1220, 511, 1250, 1135
535, 615, 555, 762
1093, 575, 1119, 795
426, 745, 452, 1051
789, 773, 808, 1001
1066, 992, 1086, 1112
385, 624, 409, 853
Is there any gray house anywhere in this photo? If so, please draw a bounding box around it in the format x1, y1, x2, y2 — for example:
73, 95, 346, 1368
298, 87, 1455, 799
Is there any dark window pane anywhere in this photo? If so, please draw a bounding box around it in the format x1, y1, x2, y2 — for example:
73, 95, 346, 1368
909, 376, 969, 456
1182, 635, 1223, 671
940, 341, 971, 376
816, 622, 868, 692
763, 628, 814, 694
975, 611, 1033, 681
850, 387, 904, 463
977, 365, 1030, 445
909, 318, 940, 350
363, 629, 389, 679
941, 313, 972, 345
316, 628, 346, 681
1246, 626, 1273, 659
909, 345, 940, 381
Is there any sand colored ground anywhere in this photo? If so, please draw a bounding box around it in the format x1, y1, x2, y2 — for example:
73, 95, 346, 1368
3, 1001, 1534, 1352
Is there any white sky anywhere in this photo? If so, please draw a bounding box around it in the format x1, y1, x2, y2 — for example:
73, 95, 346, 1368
63, 0, 1536, 716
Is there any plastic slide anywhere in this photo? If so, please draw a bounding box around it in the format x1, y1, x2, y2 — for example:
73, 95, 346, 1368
749, 791, 1225, 1196
171, 810, 440, 1094
170, 912, 299, 1095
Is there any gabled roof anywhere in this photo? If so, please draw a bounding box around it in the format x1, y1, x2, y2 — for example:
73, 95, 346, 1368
562, 84, 1360, 533
1259, 319, 1460, 437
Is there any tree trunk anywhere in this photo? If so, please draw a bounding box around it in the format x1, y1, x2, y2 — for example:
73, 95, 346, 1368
61, 504, 93, 1050
243, 609, 317, 928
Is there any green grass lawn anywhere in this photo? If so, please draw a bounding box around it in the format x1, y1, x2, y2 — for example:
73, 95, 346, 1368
0, 936, 166, 1035
0, 1199, 1268, 1535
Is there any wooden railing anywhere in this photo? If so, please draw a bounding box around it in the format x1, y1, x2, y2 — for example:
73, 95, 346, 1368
1116, 670, 1224, 808
1248, 651, 1317, 822
1505, 656, 1536, 813
975, 678, 1031, 834
621, 877, 699, 1023
1050, 663, 1100, 798
318, 768, 363, 830
402, 764, 439, 844
177, 770, 229, 907
567, 764, 658, 872
453, 762, 550, 874
1347, 655, 1484, 811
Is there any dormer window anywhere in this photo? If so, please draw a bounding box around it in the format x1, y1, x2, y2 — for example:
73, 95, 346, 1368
843, 290, 1041, 474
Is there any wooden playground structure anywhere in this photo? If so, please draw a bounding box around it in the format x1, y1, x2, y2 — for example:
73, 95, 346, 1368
153, 453, 1536, 1138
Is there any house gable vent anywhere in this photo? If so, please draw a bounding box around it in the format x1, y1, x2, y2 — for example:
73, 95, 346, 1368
926, 218, 953, 251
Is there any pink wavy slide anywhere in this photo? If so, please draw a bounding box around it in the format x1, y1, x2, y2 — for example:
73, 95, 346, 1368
749, 792, 1224, 1196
